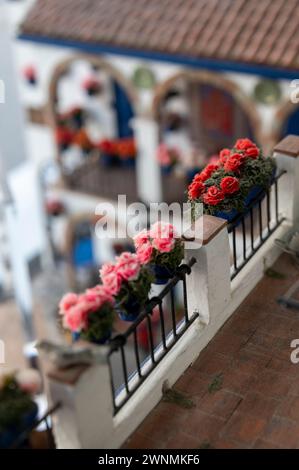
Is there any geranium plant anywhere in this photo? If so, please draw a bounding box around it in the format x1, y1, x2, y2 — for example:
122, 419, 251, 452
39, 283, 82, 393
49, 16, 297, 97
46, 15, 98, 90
0, 370, 40, 448
59, 285, 115, 343
187, 138, 276, 221
156, 144, 179, 174
100, 252, 153, 321
134, 222, 184, 284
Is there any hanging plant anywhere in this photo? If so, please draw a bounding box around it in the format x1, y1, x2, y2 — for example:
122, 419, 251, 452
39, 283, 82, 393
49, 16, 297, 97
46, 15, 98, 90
187, 138, 276, 222
73, 129, 94, 155
59, 286, 116, 344
55, 125, 74, 152
98, 139, 119, 167
156, 144, 179, 175
82, 76, 102, 97
22, 65, 37, 86
100, 252, 153, 322
134, 222, 184, 285
116, 138, 136, 168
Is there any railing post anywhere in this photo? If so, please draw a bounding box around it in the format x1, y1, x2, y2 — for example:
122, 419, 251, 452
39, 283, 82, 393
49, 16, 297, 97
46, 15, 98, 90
45, 347, 115, 449
273, 135, 299, 226
184, 215, 231, 325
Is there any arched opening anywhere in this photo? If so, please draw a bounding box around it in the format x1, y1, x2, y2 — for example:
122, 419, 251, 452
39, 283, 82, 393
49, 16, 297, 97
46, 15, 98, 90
152, 71, 261, 203
276, 100, 299, 140
48, 55, 139, 201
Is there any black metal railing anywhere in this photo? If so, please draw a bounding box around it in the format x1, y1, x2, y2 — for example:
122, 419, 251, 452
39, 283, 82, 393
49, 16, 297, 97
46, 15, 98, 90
228, 170, 286, 280
9, 402, 61, 449
107, 258, 197, 415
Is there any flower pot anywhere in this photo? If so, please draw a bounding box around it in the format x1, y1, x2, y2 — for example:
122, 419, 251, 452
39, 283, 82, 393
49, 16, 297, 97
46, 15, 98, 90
214, 208, 239, 222
0, 403, 38, 449
116, 296, 142, 322
150, 264, 175, 285
244, 186, 264, 206
161, 165, 173, 175
187, 167, 200, 183
121, 157, 135, 168
72, 329, 112, 345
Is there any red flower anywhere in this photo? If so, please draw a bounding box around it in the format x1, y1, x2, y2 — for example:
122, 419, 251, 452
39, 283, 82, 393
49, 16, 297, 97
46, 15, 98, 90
203, 186, 225, 206
244, 145, 259, 159
220, 176, 240, 195
224, 152, 246, 172
197, 163, 219, 182
234, 138, 255, 150
188, 181, 205, 200
219, 148, 230, 164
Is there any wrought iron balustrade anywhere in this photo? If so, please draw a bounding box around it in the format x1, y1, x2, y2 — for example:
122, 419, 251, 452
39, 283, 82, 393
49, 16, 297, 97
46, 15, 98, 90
108, 258, 197, 414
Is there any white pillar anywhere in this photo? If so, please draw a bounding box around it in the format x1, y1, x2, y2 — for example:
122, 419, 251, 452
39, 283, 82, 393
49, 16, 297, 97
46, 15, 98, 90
132, 117, 162, 204
273, 135, 299, 227
47, 349, 115, 449
184, 215, 231, 325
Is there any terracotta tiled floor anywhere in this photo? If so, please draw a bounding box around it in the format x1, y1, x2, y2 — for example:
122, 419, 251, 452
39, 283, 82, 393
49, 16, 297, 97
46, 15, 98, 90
124, 253, 299, 449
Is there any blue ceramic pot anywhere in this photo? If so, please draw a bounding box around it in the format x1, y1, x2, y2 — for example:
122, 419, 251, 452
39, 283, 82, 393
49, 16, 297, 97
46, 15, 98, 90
0, 403, 38, 449
161, 165, 173, 175
187, 167, 200, 183
150, 264, 175, 285
121, 157, 135, 168
117, 296, 142, 322
72, 329, 112, 345
244, 186, 263, 206
214, 208, 239, 222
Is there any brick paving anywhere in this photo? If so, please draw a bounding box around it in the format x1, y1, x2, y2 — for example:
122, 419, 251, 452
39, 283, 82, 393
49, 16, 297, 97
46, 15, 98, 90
124, 253, 299, 449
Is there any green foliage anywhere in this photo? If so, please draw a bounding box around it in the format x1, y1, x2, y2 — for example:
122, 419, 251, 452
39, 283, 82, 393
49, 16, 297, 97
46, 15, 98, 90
152, 240, 184, 272
208, 373, 223, 393
0, 376, 35, 433
80, 302, 115, 343
190, 151, 276, 218
162, 387, 195, 409
116, 267, 154, 317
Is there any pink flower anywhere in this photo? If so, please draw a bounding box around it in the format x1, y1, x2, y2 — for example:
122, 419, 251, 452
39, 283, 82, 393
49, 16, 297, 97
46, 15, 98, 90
137, 242, 153, 264
152, 237, 175, 253
102, 271, 122, 295
86, 285, 114, 307
59, 293, 79, 315
133, 229, 149, 248
150, 222, 176, 240
156, 143, 171, 166
99, 262, 116, 279
116, 252, 141, 281
63, 301, 87, 332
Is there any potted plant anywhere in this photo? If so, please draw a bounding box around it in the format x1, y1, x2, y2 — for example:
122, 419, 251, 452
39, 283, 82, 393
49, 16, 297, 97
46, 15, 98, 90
22, 65, 37, 86
100, 252, 153, 322
59, 285, 115, 344
187, 138, 276, 222
98, 139, 119, 167
0, 370, 41, 449
81, 76, 102, 97
73, 128, 94, 156
156, 144, 179, 175
134, 222, 184, 285
117, 138, 136, 168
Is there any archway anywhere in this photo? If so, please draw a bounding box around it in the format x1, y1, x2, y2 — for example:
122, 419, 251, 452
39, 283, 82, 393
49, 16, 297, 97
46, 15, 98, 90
47, 54, 139, 201
151, 70, 261, 203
